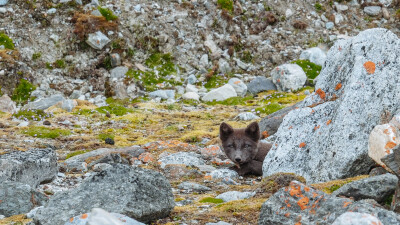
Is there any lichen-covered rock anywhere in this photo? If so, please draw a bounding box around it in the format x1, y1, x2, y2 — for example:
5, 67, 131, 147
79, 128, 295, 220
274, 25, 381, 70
258, 181, 400, 225
178, 182, 211, 193
202, 84, 237, 102
332, 212, 383, 225
0, 181, 47, 217
34, 164, 175, 225
332, 173, 398, 203
263, 29, 400, 183
228, 78, 247, 97
86, 31, 111, 50
270, 64, 307, 92
158, 152, 205, 168
110, 66, 129, 79
0, 148, 57, 187
64, 208, 145, 225
208, 169, 239, 180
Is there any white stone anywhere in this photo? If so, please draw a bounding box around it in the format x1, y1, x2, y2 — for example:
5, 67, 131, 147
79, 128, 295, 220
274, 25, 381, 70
332, 212, 383, 225
235, 112, 260, 121
334, 2, 348, 12
47, 8, 56, 14
285, 9, 293, 18
219, 58, 231, 74
0, 95, 17, 114
200, 54, 209, 68
334, 13, 345, 25
110, 66, 128, 79
86, 31, 111, 50
185, 84, 198, 93
379, 0, 392, 7
270, 64, 307, 92
202, 84, 237, 102
364, 6, 381, 16
228, 78, 247, 97
182, 92, 200, 101
299, 47, 327, 66
216, 191, 255, 202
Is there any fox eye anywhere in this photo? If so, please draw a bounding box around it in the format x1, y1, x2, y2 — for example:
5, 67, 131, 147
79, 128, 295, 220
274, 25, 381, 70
227, 144, 234, 148
244, 144, 251, 148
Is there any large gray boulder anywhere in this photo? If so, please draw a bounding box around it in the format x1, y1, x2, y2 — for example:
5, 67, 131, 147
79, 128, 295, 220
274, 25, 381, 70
0, 181, 48, 217
64, 208, 145, 225
0, 148, 57, 187
22, 94, 65, 111
34, 164, 175, 225
270, 64, 307, 92
246, 76, 277, 94
263, 28, 400, 183
258, 181, 400, 225
332, 173, 398, 203
259, 102, 301, 137
202, 84, 237, 102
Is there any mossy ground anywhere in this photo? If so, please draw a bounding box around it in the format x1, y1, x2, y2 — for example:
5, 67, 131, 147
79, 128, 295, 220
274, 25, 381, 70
0, 32, 15, 50
11, 79, 36, 105
291, 59, 322, 85
21, 126, 71, 139
13, 109, 51, 121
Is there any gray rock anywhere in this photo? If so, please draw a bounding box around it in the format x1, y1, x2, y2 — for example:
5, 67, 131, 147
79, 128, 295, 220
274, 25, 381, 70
299, 47, 327, 66
247, 76, 277, 94
61, 99, 75, 112
259, 102, 301, 137
332, 173, 397, 203
209, 169, 239, 180
334, 2, 348, 12
110, 66, 129, 79
64, 208, 145, 225
228, 78, 247, 97
86, 31, 111, 50
158, 152, 205, 168
271, 64, 307, 92
69, 90, 82, 99
0, 181, 47, 217
0, 148, 57, 187
235, 112, 260, 121
22, 94, 65, 111
182, 92, 200, 101
27, 206, 43, 219
364, 6, 381, 16
206, 222, 232, 225
178, 182, 211, 192
332, 212, 383, 225
326, 22, 334, 29
111, 53, 121, 67
149, 90, 175, 100
200, 54, 209, 68
0, 0, 8, 6
216, 191, 255, 202
202, 84, 237, 102
187, 74, 197, 85
218, 58, 231, 74
185, 84, 198, 93
0, 94, 17, 114
34, 164, 174, 225
263, 29, 400, 183
258, 181, 400, 225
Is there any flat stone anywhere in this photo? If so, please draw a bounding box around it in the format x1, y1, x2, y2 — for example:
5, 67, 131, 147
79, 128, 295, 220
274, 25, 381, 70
216, 191, 255, 202
86, 31, 111, 50
0, 94, 17, 114
110, 66, 129, 79
202, 84, 237, 102
247, 76, 277, 94
182, 92, 200, 101
178, 182, 211, 192
149, 90, 175, 100
64, 208, 145, 225
364, 6, 381, 16
209, 169, 239, 180
158, 152, 205, 168
0, 0, 8, 6
235, 112, 260, 121
22, 94, 65, 111
332, 212, 383, 225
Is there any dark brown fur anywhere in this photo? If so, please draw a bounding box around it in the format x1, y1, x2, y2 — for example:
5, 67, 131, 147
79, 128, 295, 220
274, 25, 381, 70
220, 122, 271, 176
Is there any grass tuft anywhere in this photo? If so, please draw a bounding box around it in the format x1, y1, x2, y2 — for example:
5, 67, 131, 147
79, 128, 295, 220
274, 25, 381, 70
22, 126, 71, 139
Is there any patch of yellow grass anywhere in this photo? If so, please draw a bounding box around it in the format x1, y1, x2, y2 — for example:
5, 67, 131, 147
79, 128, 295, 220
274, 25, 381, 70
0, 214, 31, 225
311, 175, 369, 194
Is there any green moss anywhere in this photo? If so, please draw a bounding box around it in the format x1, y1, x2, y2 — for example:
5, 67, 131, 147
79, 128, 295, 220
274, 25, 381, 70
96, 104, 132, 116
328, 184, 342, 192
22, 126, 71, 139
73, 109, 97, 116
32, 52, 41, 60
98, 133, 115, 141
314, 2, 324, 12
54, 59, 66, 69
98, 6, 118, 21
204, 73, 234, 89
241, 50, 253, 63
255, 103, 285, 115
0, 32, 14, 50
66, 150, 90, 159
13, 109, 51, 121
145, 53, 177, 76
217, 0, 233, 12
291, 59, 322, 85
383, 194, 394, 207
205, 96, 254, 106
46, 62, 53, 70
199, 197, 224, 204
126, 48, 135, 57
11, 79, 37, 104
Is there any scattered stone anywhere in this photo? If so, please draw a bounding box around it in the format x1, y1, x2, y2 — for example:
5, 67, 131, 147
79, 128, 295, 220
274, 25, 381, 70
61, 99, 75, 112
208, 169, 239, 180
216, 191, 255, 202
43, 120, 51, 126
258, 181, 400, 224
186, 84, 198, 93
202, 84, 237, 102
105, 137, 115, 145
332, 173, 398, 203
64, 208, 145, 225
182, 92, 200, 101
187, 74, 197, 85
111, 53, 121, 67
219, 58, 231, 74
22, 94, 65, 111
247, 76, 277, 94
326, 22, 334, 29
228, 78, 247, 97
334, 2, 348, 12
158, 152, 205, 168
332, 212, 383, 225
271, 64, 307, 92
0, 181, 47, 217
235, 112, 260, 121
110, 66, 129, 79
0, 0, 8, 6
34, 164, 174, 224
263, 29, 400, 183
0, 148, 57, 187
163, 164, 202, 180
86, 31, 111, 50
0, 94, 17, 114
382, 7, 390, 20
178, 182, 211, 192
364, 6, 382, 17
299, 47, 327, 66
206, 222, 232, 225
149, 90, 175, 100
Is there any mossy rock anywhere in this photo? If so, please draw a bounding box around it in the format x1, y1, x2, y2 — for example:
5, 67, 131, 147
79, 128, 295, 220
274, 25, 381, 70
0, 32, 15, 50
256, 172, 306, 197
13, 109, 51, 121
291, 59, 322, 85
22, 126, 71, 139
11, 79, 36, 105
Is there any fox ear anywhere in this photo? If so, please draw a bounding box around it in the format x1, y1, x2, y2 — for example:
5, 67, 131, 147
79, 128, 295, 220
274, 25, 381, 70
245, 121, 260, 142
220, 122, 233, 141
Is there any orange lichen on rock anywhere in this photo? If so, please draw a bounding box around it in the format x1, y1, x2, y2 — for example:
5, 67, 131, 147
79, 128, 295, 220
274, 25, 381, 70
335, 83, 342, 91
69, 218, 74, 222
284, 213, 291, 217
304, 186, 310, 192
385, 141, 397, 150
234, 80, 241, 84
326, 120, 332, 125
343, 201, 352, 208
262, 131, 269, 138
80, 214, 88, 219
314, 125, 320, 131
315, 88, 326, 100
297, 197, 310, 210
299, 142, 306, 148
363, 61, 376, 74
289, 183, 303, 197
138, 152, 155, 163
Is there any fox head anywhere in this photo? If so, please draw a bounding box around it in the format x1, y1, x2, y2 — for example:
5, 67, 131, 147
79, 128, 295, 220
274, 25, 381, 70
219, 121, 261, 165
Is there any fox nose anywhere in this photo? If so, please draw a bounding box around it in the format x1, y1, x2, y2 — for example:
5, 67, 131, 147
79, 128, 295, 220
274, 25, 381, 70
235, 158, 241, 163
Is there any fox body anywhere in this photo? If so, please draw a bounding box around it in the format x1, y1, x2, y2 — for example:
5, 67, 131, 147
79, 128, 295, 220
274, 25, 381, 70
219, 121, 271, 176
